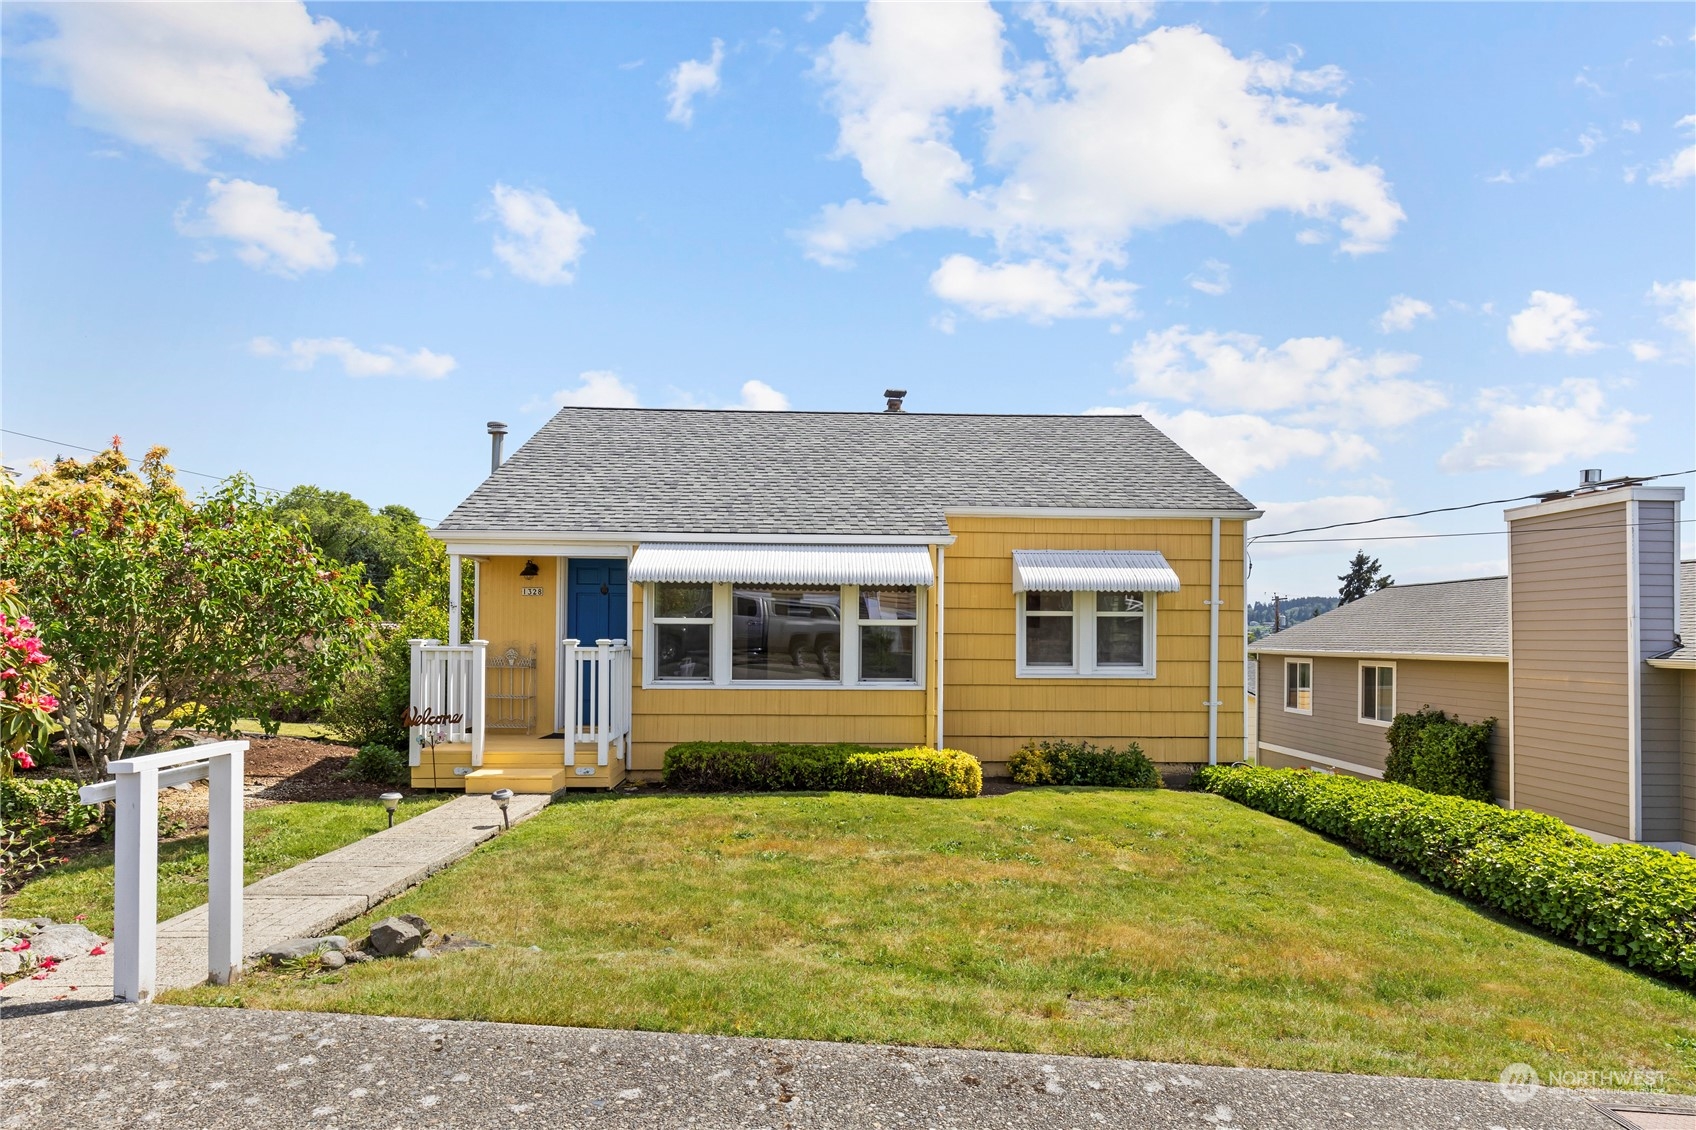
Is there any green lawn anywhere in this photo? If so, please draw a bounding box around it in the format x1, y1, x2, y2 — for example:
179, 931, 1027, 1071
165, 789, 1696, 1087
4, 795, 447, 935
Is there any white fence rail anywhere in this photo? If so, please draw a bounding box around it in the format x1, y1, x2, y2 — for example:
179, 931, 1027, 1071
560, 638, 633, 767
79, 740, 247, 1002
408, 638, 487, 767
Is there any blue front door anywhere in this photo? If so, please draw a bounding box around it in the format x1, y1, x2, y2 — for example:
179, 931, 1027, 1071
566, 560, 628, 726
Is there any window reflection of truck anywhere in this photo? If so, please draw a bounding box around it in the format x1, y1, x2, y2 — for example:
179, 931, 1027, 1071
733, 592, 840, 673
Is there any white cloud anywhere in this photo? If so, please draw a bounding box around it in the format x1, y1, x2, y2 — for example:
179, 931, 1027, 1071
1119, 325, 1445, 428
929, 254, 1135, 321
1086, 404, 1373, 484
805, 5, 1402, 321
1506, 291, 1602, 354
1629, 340, 1664, 362
1439, 378, 1644, 475
1375, 294, 1433, 333
1649, 278, 1696, 348
1647, 115, 1696, 186
733, 379, 790, 411
486, 184, 592, 285
15, 1, 351, 170
1535, 126, 1604, 170
546, 370, 642, 409
1187, 259, 1231, 297
1621, 119, 1642, 133
666, 38, 725, 126
250, 336, 456, 380
176, 179, 339, 277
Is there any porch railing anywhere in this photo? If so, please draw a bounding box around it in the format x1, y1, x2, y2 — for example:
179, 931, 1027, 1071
561, 637, 633, 767
408, 638, 487, 768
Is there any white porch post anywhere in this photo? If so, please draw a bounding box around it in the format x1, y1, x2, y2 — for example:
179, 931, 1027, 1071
470, 639, 488, 768
407, 638, 427, 767
206, 744, 244, 985
596, 638, 612, 766
562, 639, 579, 766
112, 763, 160, 1002
447, 553, 463, 647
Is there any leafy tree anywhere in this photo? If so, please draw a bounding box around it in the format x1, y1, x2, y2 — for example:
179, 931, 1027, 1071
271, 486, 421, 604
0, 442, 379, 779
1338, 550, 1393, 604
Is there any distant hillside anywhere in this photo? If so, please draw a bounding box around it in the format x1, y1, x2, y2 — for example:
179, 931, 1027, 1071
1246, 595, 1338, 642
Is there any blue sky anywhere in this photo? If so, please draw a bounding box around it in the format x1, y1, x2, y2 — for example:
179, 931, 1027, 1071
4, 2, 1692, 600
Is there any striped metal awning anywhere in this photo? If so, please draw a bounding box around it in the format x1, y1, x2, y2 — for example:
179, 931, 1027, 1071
629, 543, 934, 587
1011, 550, 1181, 593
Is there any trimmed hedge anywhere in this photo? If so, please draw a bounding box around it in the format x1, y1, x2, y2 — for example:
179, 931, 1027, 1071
662, 742, 983, 799
1195, 764, 1696, 982
1384, 706, 1495, 802
1008, 740, 1162, 789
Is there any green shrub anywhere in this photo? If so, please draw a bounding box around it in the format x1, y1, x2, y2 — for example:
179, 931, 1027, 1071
662, 742, 982, 798
337, 743, 410, 787
1194, 764, 1696, 982
1385, 706, 1495, 801
1008, 739, 1162, 789
1, 776, 102, 889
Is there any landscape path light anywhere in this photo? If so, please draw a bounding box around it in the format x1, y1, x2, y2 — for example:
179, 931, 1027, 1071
492, 788, 513, 830
379, 792, 402, 830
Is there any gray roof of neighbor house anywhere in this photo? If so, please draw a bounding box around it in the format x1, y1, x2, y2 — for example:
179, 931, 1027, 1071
434, 408, 1258, 538
1656, 560, 1696, 663
1250, 576, 1510, 659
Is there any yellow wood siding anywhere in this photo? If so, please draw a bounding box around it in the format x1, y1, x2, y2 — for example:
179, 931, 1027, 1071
627, 576, 931, 773
475, 556, 559, 735
941, 516, 1246, 769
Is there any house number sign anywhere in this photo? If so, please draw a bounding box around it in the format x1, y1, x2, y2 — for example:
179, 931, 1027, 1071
521, 586, 544, 596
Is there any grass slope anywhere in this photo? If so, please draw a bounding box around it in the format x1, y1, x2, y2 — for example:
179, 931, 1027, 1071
4, 796, 447, 934
167, 789, 1696, 1086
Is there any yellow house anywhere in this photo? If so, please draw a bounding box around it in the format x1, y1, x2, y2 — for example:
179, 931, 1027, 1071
409, 401, 1261, 792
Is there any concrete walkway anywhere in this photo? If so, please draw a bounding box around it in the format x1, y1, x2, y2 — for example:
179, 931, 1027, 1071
3, 1004, 1689, 1129
0, 793, 550, 1005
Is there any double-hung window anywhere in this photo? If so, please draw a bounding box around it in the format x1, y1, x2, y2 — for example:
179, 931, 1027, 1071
1016, 590, 1154, 678
1284, 658, 1313, 714
1359, 662, 1395, 725
647, 582, 924, 689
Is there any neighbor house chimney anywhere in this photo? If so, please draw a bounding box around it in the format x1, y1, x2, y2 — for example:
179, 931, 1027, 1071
884, 389, 907, 413
487, 421, 508, 474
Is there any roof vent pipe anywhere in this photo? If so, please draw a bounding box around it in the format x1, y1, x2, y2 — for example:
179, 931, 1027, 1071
488, 421, 509, 474
884, 389, 907, 413
1580, 468, 1603, 487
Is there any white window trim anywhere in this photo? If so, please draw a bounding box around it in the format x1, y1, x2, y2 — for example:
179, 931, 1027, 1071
1283, 657, 1313, 716
642, 582, 926, 691
1357, 660, 1396, 727
1014, 591, 1157, 680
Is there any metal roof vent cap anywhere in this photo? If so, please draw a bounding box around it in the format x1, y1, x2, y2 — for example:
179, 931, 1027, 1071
884, 389, 907, 413
488, 421, 509, 474
1580, 468, 1603, 487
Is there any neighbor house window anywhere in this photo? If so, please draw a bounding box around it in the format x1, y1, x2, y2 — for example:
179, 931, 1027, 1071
651, 582, 714, 682
1359, 662, 1395, 725
1285, 658, 1313, 714
859, 587, 919, 681
1017, 590, 1155, 677
732, 586, 841, 682
645, 583, 923, 688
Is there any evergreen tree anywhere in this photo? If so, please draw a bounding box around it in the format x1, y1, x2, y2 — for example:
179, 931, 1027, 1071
1338, 551, 1393, 604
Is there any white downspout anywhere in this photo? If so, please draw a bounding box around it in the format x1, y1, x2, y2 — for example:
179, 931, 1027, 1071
447, 553, 462, 647
935, 545, 946, 750
1207, 518, 1221, 765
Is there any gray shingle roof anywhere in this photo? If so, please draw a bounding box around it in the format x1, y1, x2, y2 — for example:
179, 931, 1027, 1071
1658, 560, 1696, 663
435, 408, 1257, 538
1250, 576, 1510, 659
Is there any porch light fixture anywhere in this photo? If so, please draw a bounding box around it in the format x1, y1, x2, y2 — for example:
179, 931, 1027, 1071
519, 560, 540, 578
378, 792, 403, 829
491, 787, 514, 829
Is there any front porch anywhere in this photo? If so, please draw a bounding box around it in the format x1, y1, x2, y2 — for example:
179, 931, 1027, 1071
413, 734, 629, 792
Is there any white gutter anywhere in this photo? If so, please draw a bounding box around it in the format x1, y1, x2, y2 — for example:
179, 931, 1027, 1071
1207, 517, 1220, 765
1626, 496, 1641, 842
935, 545, 946, 750
1248, 648, 1509, 663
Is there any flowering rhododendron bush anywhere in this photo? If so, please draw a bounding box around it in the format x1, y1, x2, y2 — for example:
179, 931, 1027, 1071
0, 440, 378, 780
0, 595, 57, 775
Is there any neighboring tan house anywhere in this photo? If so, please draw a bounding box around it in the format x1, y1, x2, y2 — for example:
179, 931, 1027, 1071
1251, 475, 1692, 853
409, 401, 1261, 793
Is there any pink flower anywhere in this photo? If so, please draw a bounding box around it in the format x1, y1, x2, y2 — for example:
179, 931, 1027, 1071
12, 751, 34, 770
9, 940, 29, 952
88, 945, 106, 956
